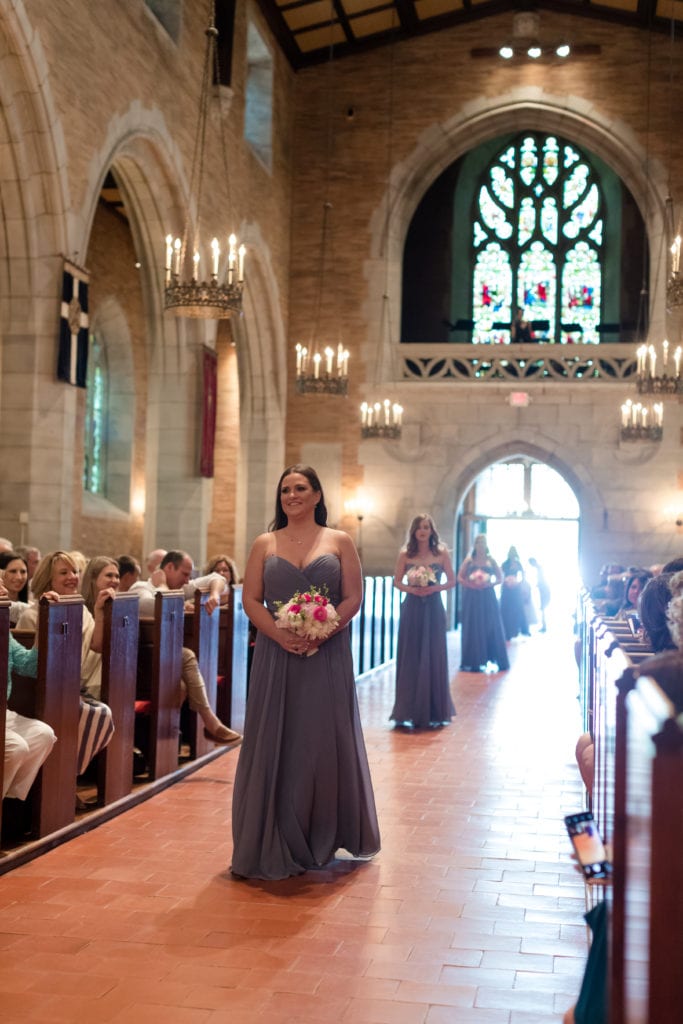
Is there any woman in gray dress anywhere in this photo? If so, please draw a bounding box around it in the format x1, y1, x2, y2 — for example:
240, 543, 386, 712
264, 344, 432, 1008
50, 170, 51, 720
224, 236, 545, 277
231, 465, 380, 880
390, 513, 456, 729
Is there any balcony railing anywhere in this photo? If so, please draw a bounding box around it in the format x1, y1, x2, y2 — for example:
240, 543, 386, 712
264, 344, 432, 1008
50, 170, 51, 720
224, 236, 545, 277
397, 343, 638, 384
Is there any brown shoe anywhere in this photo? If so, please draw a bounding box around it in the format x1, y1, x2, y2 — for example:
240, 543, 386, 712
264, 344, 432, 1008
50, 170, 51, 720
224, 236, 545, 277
204, 724, 242, 744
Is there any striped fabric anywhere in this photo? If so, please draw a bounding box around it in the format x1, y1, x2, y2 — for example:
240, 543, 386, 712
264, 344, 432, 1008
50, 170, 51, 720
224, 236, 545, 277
77, 697, 114, 775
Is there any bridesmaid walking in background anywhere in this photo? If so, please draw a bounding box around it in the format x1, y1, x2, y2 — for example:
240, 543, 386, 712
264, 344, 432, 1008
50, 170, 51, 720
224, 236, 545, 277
457, 533, 510, 673
500, 545, 530, 640
391, 514, 456, 729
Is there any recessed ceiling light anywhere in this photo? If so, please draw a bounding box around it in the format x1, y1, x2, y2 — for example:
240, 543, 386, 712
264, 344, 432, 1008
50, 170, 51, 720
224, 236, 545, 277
499, 45, 514, 60
527, 45, 542, 59
556, 43, 570, 58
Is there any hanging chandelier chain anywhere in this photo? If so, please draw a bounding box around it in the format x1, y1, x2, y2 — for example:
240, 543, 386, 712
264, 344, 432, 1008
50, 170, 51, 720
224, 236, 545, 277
184, 4, 217, 261
360, 10, 403, 440
163, 0, 245, 319
295, 9, 349, 396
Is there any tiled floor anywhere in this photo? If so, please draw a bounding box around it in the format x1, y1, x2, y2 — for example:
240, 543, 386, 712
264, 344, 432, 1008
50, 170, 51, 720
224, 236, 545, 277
0, 625, 588, 1023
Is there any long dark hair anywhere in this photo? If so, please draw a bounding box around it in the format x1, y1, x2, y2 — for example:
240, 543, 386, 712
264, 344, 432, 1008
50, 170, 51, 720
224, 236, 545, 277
640, 573, 675, 653
470, 534, 490, 559
619, 570, 653, 613
0, 550, 29, 602
405, 514, 442, 558
269, 464, 328, 531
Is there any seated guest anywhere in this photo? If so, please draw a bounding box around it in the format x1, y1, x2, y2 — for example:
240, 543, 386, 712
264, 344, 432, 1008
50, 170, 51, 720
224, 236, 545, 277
129, 550, 241, 743
0, 550, 30, 624
639, 573, 676, 653
15, 545, 42, 599
80, 556, 121, 624
2, 582, 57, 800
203, 553, 241, 603
117, 554, 141, 592
17, 551, 116, 774
145, 548, 167, 575
616, 569, 652, 620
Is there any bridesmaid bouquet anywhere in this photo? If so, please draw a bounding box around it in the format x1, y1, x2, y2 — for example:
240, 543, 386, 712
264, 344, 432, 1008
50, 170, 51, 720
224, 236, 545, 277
469, 569, 492, 587
274, 585, 340, 654
406, 566, 437, 587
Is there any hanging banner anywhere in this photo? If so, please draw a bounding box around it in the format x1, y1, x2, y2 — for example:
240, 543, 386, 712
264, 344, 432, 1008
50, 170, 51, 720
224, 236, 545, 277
57, 258, 90, 387
200, 346, 218, 477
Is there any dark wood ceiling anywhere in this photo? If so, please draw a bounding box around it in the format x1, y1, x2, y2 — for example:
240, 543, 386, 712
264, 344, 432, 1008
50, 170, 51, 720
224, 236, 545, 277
254, 0, 681, 69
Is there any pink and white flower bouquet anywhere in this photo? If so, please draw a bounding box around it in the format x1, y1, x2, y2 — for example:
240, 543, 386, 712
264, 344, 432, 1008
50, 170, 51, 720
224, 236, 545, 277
469, 569, 492, 587
406, 566, 437, 587
275, 585, 340, 654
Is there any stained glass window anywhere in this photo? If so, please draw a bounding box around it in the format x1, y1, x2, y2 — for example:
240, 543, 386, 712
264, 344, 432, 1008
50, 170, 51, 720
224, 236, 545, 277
83, 333, 107, 494
472, 133, 604, 344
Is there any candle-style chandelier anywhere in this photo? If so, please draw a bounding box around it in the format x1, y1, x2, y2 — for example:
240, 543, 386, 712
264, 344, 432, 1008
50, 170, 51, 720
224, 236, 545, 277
294, 26, 349, 396
635, 340, 683, 393
360, 399, 403, 439
295, 203, 349, 395
667, 235, 683, 313
359, 22, 405, 441
619, 398, 664, 442
163, 4, 245, 318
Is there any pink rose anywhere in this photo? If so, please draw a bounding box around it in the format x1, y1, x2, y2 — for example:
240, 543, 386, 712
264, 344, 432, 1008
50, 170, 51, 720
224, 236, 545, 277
289, 603, 301, 614
313, 606, 328, 622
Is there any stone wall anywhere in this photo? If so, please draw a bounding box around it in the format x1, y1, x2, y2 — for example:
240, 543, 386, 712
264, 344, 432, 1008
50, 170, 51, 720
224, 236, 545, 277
285, 12, 683, 579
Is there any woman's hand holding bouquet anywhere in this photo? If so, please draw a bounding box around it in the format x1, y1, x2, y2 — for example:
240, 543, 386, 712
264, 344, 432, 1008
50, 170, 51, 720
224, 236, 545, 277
469, 568, 492, 589
274, 585, 340, 656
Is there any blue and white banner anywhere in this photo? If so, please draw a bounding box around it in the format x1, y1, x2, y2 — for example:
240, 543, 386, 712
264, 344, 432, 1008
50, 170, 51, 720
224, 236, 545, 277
57, 259, 89, 387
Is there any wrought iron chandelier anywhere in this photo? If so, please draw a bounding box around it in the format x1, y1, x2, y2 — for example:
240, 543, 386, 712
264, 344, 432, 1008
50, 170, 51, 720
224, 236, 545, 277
359, 21, 404, 440
295, 199, 350, 396
635, 341, 683, 394
360, 400, 403, 439
619, 398, 664, 442
164, 4, 245, 318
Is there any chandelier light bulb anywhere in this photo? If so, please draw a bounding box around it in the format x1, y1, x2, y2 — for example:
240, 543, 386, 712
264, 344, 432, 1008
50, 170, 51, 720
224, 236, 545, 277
499, 45, 514, 59
556, 43, 570, 58
527, 45, 542, 59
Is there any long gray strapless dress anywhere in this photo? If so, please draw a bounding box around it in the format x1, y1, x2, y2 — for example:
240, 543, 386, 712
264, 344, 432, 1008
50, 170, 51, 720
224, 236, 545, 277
231, 554, 381, 880
390, 564, 455, 729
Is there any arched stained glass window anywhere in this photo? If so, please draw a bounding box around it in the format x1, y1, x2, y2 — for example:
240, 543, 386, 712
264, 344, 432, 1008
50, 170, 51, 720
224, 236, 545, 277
472, 133, 604, 344
83, 332, 107, 494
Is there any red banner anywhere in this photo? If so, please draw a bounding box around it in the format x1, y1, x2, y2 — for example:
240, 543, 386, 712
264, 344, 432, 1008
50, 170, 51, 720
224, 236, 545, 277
200, 346, 217, 478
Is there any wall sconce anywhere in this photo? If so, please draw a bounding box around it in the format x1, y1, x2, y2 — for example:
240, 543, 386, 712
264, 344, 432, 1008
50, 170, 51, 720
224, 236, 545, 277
344, 490, 373, 561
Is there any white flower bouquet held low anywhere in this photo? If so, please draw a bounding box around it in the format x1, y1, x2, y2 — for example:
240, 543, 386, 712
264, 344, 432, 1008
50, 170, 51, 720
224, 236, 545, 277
274, 585, 340, 655
406, 566, 437, 587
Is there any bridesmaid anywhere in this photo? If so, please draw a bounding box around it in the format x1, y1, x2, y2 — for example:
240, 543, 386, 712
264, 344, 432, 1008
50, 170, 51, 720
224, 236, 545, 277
457, 534, 509, 673
391, 514, 456, 729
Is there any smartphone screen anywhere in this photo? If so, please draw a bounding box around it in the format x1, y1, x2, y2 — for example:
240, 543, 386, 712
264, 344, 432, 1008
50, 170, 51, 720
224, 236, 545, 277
564, 812, 611, 879
625, 612, 641, 638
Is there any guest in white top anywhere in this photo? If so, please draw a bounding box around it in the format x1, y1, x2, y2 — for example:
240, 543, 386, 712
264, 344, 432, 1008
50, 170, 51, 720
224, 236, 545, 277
129, 550, 241, 744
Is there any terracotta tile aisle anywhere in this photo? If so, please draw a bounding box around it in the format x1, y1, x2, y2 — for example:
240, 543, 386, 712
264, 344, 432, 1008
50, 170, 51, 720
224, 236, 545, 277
0, 626, 588, 1024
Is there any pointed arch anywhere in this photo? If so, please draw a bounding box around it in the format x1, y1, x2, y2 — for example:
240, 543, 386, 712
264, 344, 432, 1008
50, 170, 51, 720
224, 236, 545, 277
365, 90, 669, 382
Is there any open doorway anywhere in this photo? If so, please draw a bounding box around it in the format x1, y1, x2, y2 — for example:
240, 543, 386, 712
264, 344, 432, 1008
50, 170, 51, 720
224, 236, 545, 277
455, 456, 580, 631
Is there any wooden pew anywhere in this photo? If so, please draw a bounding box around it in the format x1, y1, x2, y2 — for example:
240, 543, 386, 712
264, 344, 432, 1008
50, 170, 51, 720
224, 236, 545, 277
183, 587, 220, 758
612, 671, 683, 1024
98, 592, 139, 804
229, 585, 249, 734
0, 601, 9, 836
8, 596, 83, 837
216, 592, 234, 725
137, 591, 184, 780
